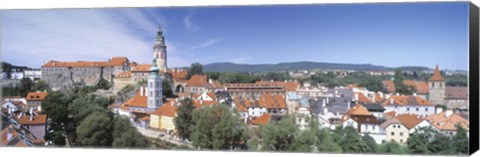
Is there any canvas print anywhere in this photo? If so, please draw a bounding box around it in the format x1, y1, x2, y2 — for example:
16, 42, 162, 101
0, 2, 471, 155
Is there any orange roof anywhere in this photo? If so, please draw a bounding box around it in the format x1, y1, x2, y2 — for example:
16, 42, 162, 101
385, 111, 397, 119
1, 126, 18, 145
15, 114, 47, 125
167, 69, 187, 80
355, 92, 371, 103
131, 64, 151, 72
383, 80, 396, 93
123, 89, 148, 108
255, 81, 299, 92
193, 100, 217, 108
115, 71, 132, 78
375, 93, 384, 102
429, 65, 445, 81
25, 92, 48, 101
260, 94, 287, 109
251, 113, 271, 125
109, 57, 129, 66
207, 92, 217, 100
395, 114, 424, 129
151, 104, 176, 117
186, 75, 208, 87
380, 95, 433, 106
42, 57, 129, 67
403, 80, 429, 94
426, 111, 469, 131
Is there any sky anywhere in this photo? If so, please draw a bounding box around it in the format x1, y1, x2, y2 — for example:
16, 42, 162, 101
0, 2, 470, 70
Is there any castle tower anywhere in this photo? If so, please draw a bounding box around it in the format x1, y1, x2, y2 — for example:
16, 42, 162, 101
147, 58, 163, 111
153, 26, 167, 71
428, 64, 445, 105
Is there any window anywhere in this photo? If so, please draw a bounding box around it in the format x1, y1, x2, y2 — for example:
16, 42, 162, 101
432, 83, 434, 87
425, 108, 428, 111
400, 132, 404, 136
416, 108, 419, 111
391, 132, 395, 136
407, 108, 410, 111
400, 139, 404, 143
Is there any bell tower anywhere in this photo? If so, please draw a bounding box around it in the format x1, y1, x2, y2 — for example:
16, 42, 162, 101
147, 57, 163, 111
153, 26, 167, 71
428, 64, 445, 105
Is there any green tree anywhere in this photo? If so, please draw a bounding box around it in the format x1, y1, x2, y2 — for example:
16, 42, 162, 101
112, 129, 148, 148
186, 62, 203, 79
406, 126, 436, 154
112, 115, 148, 148
19, 77, 34, 96
452, 125, 469, 154
75, 112, 113, 147
190, 104, 246, 150
362, 134, 378, 153
317, 128, 342, 152
333, 126, 368, 153
258, 116, 299, 151
174, 98, 195, 140
393, 69, 412, 95
96, 78, 112, 90
377, 141, 408, 154
34, 79, 50, 92
163, 81, 174, 98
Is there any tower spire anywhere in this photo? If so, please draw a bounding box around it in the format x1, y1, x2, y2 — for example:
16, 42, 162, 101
429, 64, 444, 81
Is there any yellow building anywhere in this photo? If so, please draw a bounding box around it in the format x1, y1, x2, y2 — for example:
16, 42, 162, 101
149, 100, 177, 132
113, 72, 132, 94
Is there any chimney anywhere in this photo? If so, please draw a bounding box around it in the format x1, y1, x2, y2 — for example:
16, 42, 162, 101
396, 93, 400, 96
323, 107, 328, 115
284, 80, 287, 83
326, 97, 329, 104
436, 107, 444, 114
445, 109, 453, 117
209, 79, 212, 84
390, 98, 394, 104
270, 80, 274, 82
354, 93, 359, 101
30, 115, 33, 121
347, 101, 351, 109
336, 111, 340, 116
322, 99, 326, 108
37, 106, 42, 112
413, 93, 417, 96
140, 86, 144, 96
17, 112, 23, 119
395, 112, 398, 117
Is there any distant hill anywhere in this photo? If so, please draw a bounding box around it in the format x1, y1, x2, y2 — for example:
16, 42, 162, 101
203, 61, 431, 73
1, 62, 32, 72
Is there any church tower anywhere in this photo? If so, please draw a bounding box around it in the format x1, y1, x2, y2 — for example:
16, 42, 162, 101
147, 57, 163, 111
428, 64, 445, 105
153, 26, 167, 71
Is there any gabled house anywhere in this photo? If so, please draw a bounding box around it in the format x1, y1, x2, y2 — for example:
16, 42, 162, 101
25, 91, 48, 112
380, 95, 435, 117
426, 109, 469, 136
380, 113, 432, 145
149, 99, 177, 133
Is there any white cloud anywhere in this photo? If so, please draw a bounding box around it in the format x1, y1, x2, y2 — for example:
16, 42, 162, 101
187, 37, 227, 51
182, 11, 200, 33
0, 8, 175, 68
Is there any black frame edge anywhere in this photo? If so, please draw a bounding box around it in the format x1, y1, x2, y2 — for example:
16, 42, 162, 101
469, 1, 479, 155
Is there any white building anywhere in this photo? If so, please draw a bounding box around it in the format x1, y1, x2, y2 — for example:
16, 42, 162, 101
380, 95, 435, 117
24, 69, 41, 81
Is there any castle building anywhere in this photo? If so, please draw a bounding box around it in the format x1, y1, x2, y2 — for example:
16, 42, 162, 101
41, 57, 130, 90
428, 65, 445, 105
147, 58, 163, 111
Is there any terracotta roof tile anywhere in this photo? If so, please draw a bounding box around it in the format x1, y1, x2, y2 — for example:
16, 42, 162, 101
25, 92, 48, 101
426, 111, 469, 131
123, 89, 148, 108
380, 95, 433, 106
395, 114, 424, 129
383, 80, 396, 93
403, 80, 429, 94
355, 92, 371, 103
445, 86, 468, 99
429, 65, 445, 81
131, 64, 151, 72
14, 114, 47, 125
151, 104, 176, 117
251, 113, 271, 125
255, 81, 299, 92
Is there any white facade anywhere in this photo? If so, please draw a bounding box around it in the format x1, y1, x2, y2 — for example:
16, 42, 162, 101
24, 69, 41, 81
384, 105, 435, 117
197, 92, 215, 101
11, 72, 24, 80
248, 107, 267, 118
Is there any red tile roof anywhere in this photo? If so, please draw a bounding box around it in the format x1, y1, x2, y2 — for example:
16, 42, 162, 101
251, 113, 271, 125
395, 114, 424, 129
151, 104, 176, 117
429, 65, 445, 81
123, 89, 148, 108
42, 57, 129, 68
14, 114, 47, 125
193, 100, 217, 108
380, 95, 433, 106
403, 80, 429, 94
383, 80, 396, 93
255, 81, 299, 92
25, 92, 48, 101
445, 86, 468, 99
131, 64, 152, 72
355, 92, 371, 103
426, 111, 469, 131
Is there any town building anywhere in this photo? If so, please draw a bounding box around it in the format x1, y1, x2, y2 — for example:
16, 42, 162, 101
25, 91, 48, 112
380, 113, 432, 145
426, 109, 469, 136
225, 83, 286, 100
444, 86, 468, 110
342, 104, 385, 144
428, 65, 446, 105
379, 95, 435, 117
112, 71, 132, 94
24, 69, 41, 81
41, 56, 130, 90
149, 99, 177, 133
184, 75, 223, 94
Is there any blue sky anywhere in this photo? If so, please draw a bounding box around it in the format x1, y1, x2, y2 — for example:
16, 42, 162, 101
0, 2, 469, 70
